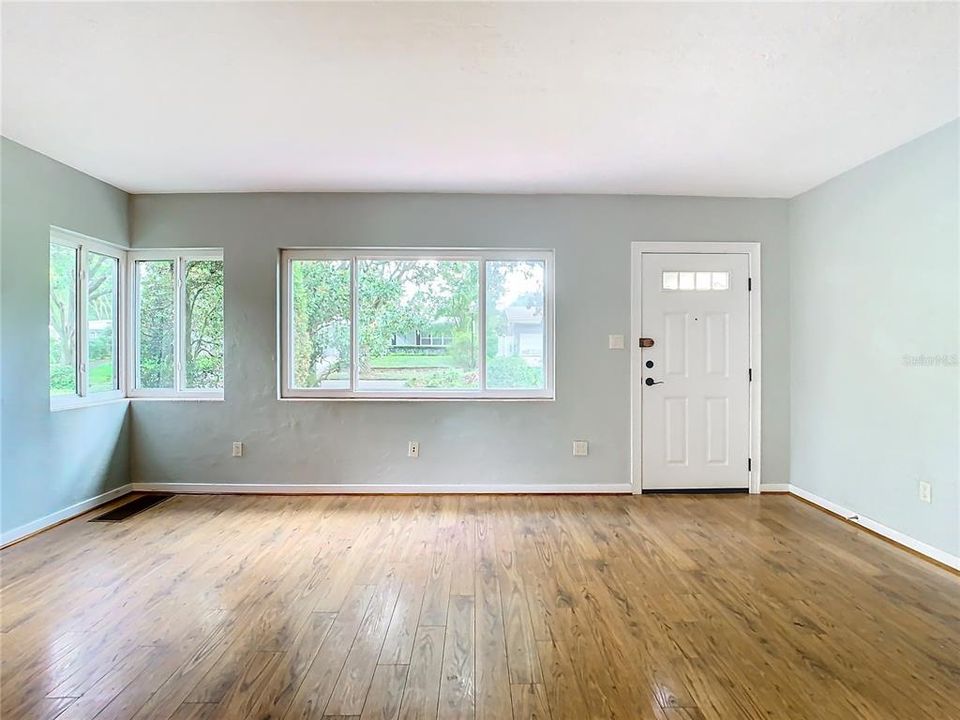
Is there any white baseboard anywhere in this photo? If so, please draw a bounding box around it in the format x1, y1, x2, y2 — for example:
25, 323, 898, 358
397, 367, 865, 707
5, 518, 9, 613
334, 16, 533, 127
759, 483, 791, 492
1, 484, 133, 547
131, 482, 634, 495
787, 484, 959, 571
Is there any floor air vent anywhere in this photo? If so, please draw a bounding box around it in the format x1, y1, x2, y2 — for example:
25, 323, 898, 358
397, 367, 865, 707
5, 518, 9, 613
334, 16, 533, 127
90, 494, 173, 522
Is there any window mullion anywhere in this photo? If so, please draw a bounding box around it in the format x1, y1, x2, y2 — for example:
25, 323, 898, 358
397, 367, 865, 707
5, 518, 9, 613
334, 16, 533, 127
117, 251, 126, 395
130, 257, 138, 391
350, 256, 359, 393
175, 255, 185, 393
77, 246, 88, 397
283, 256, 292, 396
478, 258, 487, 396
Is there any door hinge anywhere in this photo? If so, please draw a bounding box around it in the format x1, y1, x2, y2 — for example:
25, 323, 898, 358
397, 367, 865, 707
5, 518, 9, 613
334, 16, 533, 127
748, 458, 752, 472
749, 368, 752, 382
748, 277, 752, 292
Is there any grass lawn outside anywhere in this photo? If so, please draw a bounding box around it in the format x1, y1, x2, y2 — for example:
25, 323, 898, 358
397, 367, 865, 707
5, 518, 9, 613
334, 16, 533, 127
51, 359, 116, 394
363, 353, 479, 387
368, 353, 457, 369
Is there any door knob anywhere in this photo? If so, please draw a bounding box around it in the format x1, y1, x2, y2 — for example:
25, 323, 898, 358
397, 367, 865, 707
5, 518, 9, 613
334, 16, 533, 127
645, 378, 664, 386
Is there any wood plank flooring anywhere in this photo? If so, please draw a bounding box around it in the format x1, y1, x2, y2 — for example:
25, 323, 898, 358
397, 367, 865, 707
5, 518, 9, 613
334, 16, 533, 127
1, 493, 958, 720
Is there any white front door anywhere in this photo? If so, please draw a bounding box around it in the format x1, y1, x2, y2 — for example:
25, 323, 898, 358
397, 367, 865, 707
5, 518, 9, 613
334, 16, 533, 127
640, 253, 751, 490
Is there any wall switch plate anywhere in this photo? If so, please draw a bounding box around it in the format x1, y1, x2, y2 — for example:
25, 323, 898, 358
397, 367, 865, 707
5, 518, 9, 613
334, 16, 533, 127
919, 480, 932, 504
408, 441, 420, 458
608, 334, 625, 350
572, 440, 589, 457
232, 442, 243, 458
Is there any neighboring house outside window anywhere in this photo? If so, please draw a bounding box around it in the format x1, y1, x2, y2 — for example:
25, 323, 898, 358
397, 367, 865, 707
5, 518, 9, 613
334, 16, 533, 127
391, 330, 454, 349
501, 305, 545, 367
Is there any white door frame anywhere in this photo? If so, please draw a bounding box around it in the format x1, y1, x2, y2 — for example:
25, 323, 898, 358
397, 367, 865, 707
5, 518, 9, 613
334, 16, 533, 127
630, 242, 762, 494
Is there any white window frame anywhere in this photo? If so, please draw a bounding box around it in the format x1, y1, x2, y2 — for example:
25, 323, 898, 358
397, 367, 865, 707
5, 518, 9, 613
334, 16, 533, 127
280, 248, 555, 400
127, 249, 224, 399
49, 227, 126, 411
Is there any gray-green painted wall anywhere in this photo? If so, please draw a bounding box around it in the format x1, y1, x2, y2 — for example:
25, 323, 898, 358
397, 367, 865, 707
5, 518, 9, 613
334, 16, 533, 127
1, 139, 131, 536
789, 120, 959, 557
129, 193, 791, 492
10, 122, 954, 557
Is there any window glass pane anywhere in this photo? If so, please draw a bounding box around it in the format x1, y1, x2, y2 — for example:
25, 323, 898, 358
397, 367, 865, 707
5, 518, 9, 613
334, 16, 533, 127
358, 259, 479, 391
291, 259, 351, 389
184, 259, 224, 390
87, 252, 119, 393
49, 243, 78, 396
485, 260, 545, 390
665, 269, 730, 291
136, 260, 175, 389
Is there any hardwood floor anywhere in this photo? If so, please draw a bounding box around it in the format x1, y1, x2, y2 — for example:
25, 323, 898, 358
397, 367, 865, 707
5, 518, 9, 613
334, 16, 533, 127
1, 493, 958, 720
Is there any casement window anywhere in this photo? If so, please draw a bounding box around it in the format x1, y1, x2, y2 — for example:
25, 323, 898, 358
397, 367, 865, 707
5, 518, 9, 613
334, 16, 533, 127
128, 250, 224, 398
280, 249, 555, 399
49, 228, 125, 409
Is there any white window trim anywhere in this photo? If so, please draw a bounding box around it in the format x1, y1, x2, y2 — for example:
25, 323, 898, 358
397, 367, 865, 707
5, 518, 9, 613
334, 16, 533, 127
279, 248, 556, 401
50, 227, 126, 411
127, 248, 224, 399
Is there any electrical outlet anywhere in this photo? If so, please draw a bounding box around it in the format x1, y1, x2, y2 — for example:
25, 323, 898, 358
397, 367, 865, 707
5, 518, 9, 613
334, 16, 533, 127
408, 441, 419, 458
608, 334, 625, 350
918, 480, 932, 504
232, 441, 243, 458
572, 440, 589, 457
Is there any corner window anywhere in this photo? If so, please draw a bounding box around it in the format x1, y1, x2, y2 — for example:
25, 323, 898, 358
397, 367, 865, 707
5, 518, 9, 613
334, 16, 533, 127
281, 249, 554, 399
49, 229, 124, 409
129, 250, 224, 397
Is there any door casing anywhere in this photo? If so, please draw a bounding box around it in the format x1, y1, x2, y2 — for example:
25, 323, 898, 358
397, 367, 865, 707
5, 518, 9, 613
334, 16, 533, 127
630, 242, 762, 494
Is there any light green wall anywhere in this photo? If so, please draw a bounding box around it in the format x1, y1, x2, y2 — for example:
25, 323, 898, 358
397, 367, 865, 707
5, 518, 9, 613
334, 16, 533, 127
128, 193, 791, 492
789, 120, 959, 557
9, 122, 955, 558
1, 138, 131, 536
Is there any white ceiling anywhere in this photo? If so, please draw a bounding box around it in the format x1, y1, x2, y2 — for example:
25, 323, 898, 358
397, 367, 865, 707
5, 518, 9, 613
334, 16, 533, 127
2, 2, 957, 197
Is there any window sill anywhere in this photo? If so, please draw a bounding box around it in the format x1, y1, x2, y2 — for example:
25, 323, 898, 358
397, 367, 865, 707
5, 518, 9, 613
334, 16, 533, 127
129, 396, 224, 402
50, 396, 129, 413
278, 395, 555, 403
51, 395, 226, 411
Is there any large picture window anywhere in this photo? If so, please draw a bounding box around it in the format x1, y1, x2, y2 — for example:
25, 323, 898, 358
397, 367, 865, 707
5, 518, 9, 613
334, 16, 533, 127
49, 229, 124, 408
281, 249, 554, 399
129, 250, 224, 397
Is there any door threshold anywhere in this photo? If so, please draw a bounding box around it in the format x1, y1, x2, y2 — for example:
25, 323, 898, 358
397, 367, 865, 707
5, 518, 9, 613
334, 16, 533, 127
642, 488, 749, 494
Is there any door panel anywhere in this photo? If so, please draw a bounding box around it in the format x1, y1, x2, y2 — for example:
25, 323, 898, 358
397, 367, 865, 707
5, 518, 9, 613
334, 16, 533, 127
641, 253, 750, 490
705, 313, 729, 376
664, 312, 689, 376
705, 397, 729, 465
664, 397, 688, 465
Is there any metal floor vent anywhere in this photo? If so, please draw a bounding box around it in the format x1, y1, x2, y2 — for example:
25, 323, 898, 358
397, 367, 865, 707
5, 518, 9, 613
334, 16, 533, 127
89, 494, 173, 522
